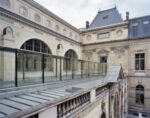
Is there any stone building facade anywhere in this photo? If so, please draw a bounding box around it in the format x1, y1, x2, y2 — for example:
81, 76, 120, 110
0, 0, 149, 118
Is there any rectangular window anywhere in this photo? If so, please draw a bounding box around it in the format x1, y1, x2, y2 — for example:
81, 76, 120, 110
98, 32, 110, 39
135, 53, 145, 70
100, 56, 107, 64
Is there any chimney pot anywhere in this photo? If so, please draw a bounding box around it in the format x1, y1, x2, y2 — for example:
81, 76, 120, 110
126, 11, 129, 21
86, 21, 89, 29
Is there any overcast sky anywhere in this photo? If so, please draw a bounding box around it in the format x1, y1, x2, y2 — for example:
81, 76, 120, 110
35, 0, 150, 28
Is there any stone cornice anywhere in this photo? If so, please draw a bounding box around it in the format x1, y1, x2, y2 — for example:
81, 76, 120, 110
0, 7, 81, 46
82, 39, 129, 46
82, 36, 150, 46
81, 22, 128, 33
23, 0, 80, 33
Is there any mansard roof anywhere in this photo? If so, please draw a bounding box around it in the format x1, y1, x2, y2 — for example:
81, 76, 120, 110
129, 15, 150, 39
90, 7, 123, 28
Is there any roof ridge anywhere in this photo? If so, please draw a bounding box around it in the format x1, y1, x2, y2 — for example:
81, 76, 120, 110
98, 7, 116, 13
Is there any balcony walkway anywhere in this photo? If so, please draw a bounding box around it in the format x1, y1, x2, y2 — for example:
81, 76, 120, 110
0, 76, 107, 118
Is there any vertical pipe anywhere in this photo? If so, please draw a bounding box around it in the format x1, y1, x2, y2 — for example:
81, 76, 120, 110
15, 49, 18, 87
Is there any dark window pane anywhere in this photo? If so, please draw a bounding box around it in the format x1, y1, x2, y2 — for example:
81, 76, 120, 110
136, 85, 144, 105
100, 56, 107, 64
135, 53, 145, 70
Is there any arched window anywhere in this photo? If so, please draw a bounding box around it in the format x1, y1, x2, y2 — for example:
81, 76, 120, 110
136, 85, 144, 105
18, 39, 52, 71
64, 49, 77, 59
101, 112, 106, 118
0, 0, 10, 8
57, 44, 63, 50
34, 13, 41, 23
64, 49, 78, 71
19, 6, 28, 17
21, 39, 51, 53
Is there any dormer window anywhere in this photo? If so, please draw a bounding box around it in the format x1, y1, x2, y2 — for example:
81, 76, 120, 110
143, 21, 149, 25
103, 16, 108, 20
132, 23, 138, 26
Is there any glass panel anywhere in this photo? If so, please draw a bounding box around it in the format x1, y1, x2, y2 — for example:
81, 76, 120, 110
18, 52, 42, 86
44, 56, 57, 82
0, 51, 15, 89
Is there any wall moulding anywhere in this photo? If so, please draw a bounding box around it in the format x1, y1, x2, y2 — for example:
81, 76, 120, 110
110, 45, 129, 58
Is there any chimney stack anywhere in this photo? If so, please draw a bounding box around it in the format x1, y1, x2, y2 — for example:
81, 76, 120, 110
126, 11, 129, 21
86, 21, 89, 29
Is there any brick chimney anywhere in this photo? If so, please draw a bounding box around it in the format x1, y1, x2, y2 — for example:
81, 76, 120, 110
126, 11, 129, 21
86, 21, 89, 29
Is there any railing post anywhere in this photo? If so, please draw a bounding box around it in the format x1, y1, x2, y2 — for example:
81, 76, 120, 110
56, 57, 58, 78
88, 61, 89, 77
22, 52, 25, 80
66, 58, 67, 79
72, 58, 74, 79
15, 49, 18, 87
94, 62, 95, 76
60, 57, 62, 81
42, 54, 45, 83
81, 60, 83, 78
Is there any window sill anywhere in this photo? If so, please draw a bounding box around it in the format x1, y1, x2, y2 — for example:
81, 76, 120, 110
134, 70, 146, 76
135, 70, 145, 73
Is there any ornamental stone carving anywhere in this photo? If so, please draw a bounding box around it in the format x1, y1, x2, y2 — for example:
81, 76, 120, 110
2, 26, 15, 40
110, 45, 129, 58
97, 49, 109, 56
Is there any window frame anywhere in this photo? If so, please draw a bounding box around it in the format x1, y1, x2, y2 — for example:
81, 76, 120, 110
98, 32, 110, 39
136, 85, 144, 105
135, 53, 145, 71
100, 56, 107, 64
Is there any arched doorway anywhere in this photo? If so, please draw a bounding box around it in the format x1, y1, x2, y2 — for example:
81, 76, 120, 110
18, 39, 52, 72
101, 112, 106, 118
136, 85, 144, 105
